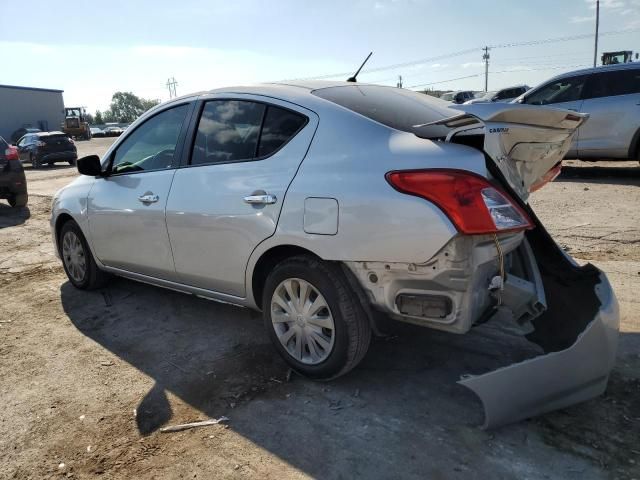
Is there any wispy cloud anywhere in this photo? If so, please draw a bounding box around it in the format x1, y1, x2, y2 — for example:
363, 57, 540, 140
570, 14, 596, 23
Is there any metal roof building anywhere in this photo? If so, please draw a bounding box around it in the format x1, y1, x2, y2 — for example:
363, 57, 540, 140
0, 84, 65, 142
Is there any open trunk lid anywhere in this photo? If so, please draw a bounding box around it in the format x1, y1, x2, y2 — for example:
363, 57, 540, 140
414, 103, 588, 202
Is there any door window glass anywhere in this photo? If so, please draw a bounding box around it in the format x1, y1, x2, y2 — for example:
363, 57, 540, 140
111, 104, 189, 174
610, 69, 640, 95
191, 100, 265, 165
257, 106, 307, 157
525, 76, 587, 105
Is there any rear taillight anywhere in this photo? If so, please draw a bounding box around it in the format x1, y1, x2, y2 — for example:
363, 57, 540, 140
4, 146, 19, 161
385, 169, 533, 235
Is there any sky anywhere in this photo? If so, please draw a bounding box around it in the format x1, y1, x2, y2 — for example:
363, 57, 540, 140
1, 0, 638, 113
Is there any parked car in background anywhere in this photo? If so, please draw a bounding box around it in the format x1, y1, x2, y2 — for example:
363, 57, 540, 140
464, 85, 530, 104
103, 126, 123, 137
513, 62, 640, 161
440, 90, 475, 104
16, 132, 77, 168
10, 127, 41, 145
0, 136, 27, 207
51, 82, 618, 428
90, 127, 106, 138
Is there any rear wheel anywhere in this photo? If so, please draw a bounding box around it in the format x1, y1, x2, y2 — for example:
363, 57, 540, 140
59, 220, 110, 290
31, 154, 41, 169
262, 256, 371, 379
8, 193, 27, 208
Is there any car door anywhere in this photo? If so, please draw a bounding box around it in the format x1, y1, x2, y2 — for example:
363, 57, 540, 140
166, 95, 318, 297
522, 74, 589, 157
87, 102, 192, 280
578, 68, 640, 158
16, 136, 31, 161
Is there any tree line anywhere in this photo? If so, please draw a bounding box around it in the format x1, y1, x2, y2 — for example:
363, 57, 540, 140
92, 91, 161, 124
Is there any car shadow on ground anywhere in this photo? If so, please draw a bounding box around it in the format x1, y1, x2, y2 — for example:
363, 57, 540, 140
0, 203, 30, 228
556, 164, 640, 185
60, 277, 640, 478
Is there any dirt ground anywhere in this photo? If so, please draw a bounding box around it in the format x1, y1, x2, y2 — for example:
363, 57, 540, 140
1, 137, 639, 479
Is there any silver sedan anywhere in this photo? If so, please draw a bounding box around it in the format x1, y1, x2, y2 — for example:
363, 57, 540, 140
51, 82, 619, 428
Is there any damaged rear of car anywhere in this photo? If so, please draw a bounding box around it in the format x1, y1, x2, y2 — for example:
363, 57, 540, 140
312, 85, 619, 428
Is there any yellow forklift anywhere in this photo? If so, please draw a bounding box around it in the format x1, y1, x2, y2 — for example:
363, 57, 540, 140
61, 107, 92, 140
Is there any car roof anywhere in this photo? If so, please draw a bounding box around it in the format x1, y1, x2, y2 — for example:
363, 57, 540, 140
33, 131, 66, 137
548, 61, 639, 81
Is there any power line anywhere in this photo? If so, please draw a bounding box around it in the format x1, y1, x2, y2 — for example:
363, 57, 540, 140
406, 63, 592, 89
292, 27, 640, 81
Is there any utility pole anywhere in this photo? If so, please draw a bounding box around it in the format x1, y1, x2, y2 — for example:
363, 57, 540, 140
166, 77, 178, 99
397, 75, 403, 88
482, 46, 490, 92
593, 0, 600, 67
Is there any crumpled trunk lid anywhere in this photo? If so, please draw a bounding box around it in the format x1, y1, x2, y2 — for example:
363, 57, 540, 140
415, 103, 588, 202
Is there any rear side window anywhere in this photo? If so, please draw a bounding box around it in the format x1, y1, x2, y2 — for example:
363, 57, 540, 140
191, 100, 307, 165
583, 69, 640, 99
257, 106, 307, 157
312, 85, 453, 133
191, 101, 265, 165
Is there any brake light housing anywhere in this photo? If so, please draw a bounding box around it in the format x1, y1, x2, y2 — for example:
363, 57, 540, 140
385, 169, 533, 235
4, 146, 19, 161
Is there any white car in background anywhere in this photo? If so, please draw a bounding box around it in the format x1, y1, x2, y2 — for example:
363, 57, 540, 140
464, 85, 530, 104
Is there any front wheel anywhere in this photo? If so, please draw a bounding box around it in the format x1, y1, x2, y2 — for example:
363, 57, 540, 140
262, 256, 371, 379
59, 220, 110, 290
31, 154, 41, 169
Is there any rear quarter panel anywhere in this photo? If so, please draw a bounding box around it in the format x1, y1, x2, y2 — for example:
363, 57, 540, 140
246, 103, 490, 302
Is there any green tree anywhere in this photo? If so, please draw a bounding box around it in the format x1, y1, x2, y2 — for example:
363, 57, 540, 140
94, 110, 104, 125
107, 92, 161, 123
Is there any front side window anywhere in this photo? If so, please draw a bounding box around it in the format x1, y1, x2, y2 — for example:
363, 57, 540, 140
525, 76, 587, 105
111, 104, 189, 174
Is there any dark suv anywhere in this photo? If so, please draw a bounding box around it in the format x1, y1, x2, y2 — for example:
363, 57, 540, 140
16, 131, 78, 169
0, 136, 28, 207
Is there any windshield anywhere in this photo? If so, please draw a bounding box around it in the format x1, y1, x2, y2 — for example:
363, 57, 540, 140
312, 85, 453, 134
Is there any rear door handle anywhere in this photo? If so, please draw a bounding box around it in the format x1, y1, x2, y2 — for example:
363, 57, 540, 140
138, 193, 159, 204
243, 194, 277, 205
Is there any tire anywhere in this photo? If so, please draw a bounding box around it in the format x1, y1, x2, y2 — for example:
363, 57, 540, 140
31, 154, 41, 169
58, 220, 110, 290
262, 255, 371, 379
8, 193, 27, 208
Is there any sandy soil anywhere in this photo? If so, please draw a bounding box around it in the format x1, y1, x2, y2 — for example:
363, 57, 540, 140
0, 140, 639, 479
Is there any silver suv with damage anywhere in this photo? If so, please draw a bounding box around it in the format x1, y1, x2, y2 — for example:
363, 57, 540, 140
51, 82, 619, 428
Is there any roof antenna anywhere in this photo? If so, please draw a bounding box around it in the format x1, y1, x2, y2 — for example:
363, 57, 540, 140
347, 52, 373, 82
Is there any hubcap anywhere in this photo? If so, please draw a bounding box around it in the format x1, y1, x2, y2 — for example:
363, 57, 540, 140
271, 278, 335, 365
62, 231, 86, 283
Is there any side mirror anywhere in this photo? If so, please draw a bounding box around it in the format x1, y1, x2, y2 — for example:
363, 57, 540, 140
77, 155, 104, 177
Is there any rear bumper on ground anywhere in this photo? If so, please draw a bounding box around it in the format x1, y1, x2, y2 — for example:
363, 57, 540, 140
460, 271, 619, 428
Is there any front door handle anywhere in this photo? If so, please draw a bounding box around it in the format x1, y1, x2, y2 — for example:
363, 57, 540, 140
138, 193, 159, 204
243, 194, 277, 205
